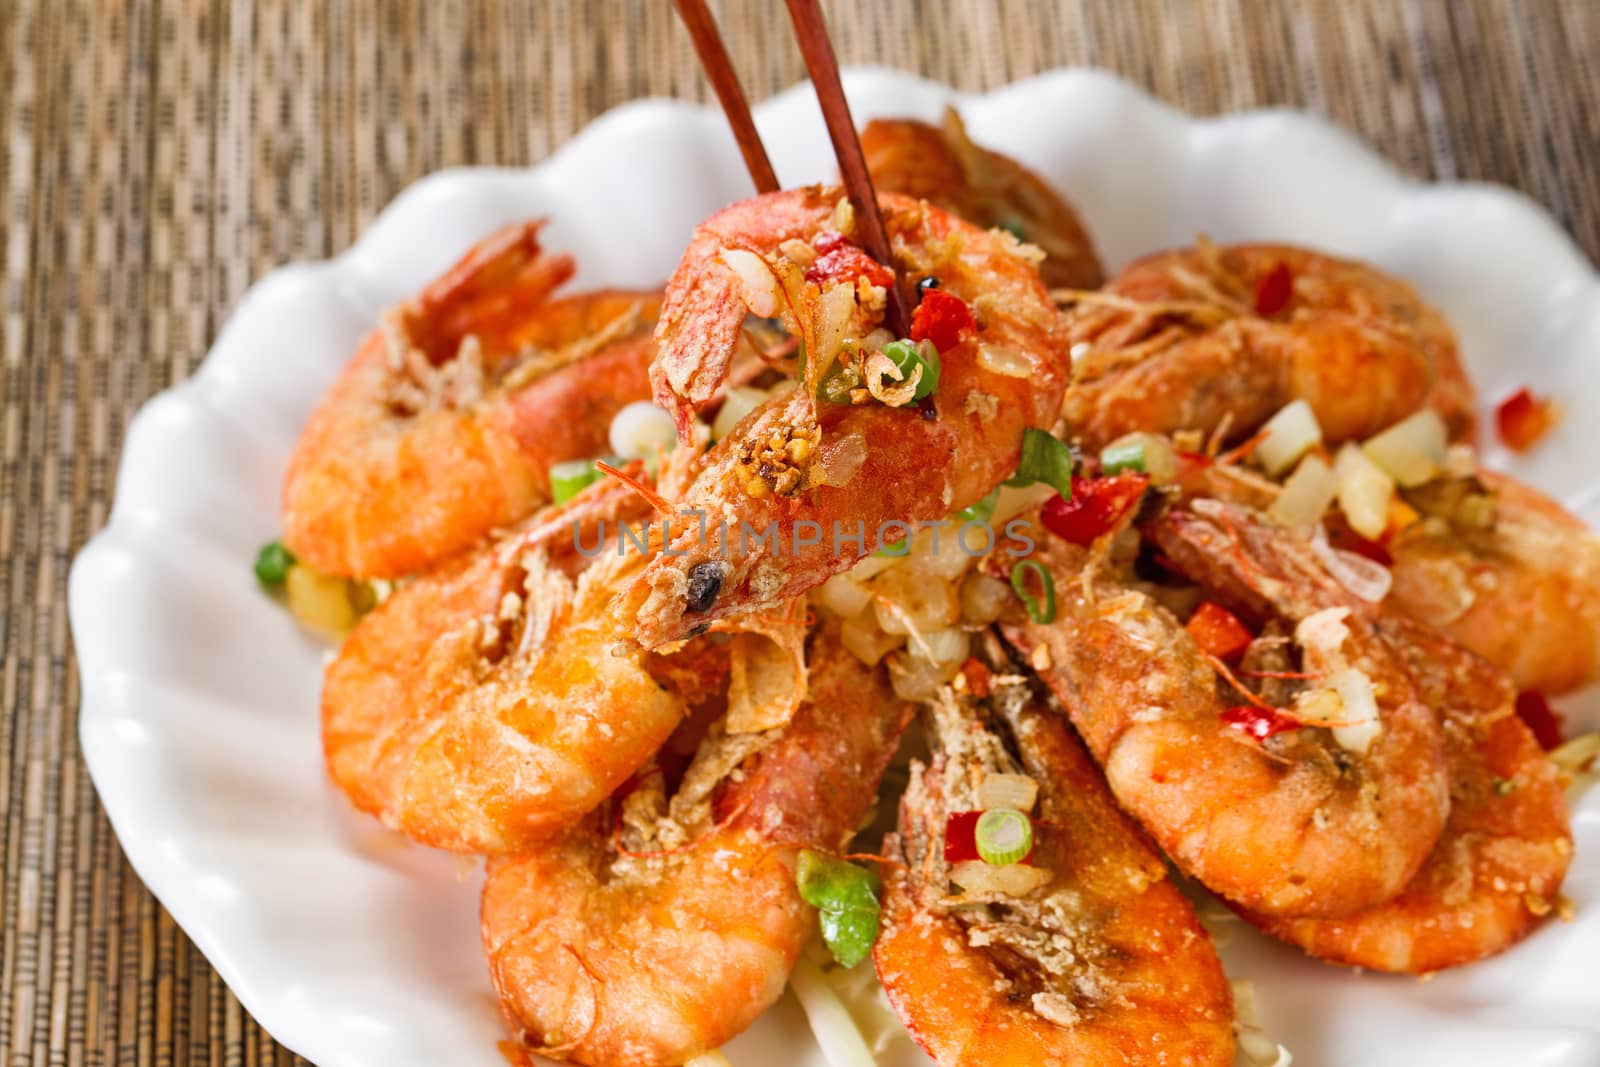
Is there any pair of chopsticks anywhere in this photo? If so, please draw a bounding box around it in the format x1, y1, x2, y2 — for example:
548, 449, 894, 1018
673, 0, 911, 336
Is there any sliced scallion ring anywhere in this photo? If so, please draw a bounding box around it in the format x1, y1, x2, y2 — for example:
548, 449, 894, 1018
1004, 428, 1076, 498
975, 808, 1033, 866
254, 540, 295, 586
880, 338, 941, 400
550, 458, 602, 504
1009, 560, 1056, 624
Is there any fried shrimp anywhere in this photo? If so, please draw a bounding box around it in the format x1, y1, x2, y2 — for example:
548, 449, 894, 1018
999, 494, 1451, 918
1388, 469, 1600, 695
1060, 242, 1474, 450
623, 186, 1069, 647
1243, 616, 1572, 972
862, 109, 1104, 289
283, 219, 660, 578
321, 456, 811, 854
874, 673, 1235, 1067
480, 625, 912, 1066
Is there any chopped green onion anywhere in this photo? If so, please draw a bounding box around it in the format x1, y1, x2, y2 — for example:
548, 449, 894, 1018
954, 488, 1000, 525
1004, 428, 1076, 498
1100, 439, 1148, 475
1010, 560, 1056, 624
975, 808, 1034, 866
550, 458, 602, 504
880, 338, 941, 400
998, 217, 1028, 242
795, 849, 881, 968
254, 540, 295, 586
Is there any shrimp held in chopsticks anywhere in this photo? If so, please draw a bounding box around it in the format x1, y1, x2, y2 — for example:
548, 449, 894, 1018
623, 186, 1070, 647
997, 490, 1451, 918
874, 672, 1235, 1067
862, 109, 1104, 290
283, 219, 661, 579
1242, 615, 1572, 972
1060, 241, 1474, 450
1388, 468, 1600, 696
480, 624, 912, 1066
321, 467, 810, 855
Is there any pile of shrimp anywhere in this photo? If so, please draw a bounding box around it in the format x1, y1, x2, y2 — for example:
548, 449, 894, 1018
262, 110, 1599, 1067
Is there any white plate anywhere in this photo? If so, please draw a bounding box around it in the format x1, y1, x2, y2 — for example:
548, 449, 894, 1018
70, 67, 1600, 1067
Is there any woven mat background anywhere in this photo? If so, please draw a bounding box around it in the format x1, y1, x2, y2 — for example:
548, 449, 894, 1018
2, 1, 1596, 1063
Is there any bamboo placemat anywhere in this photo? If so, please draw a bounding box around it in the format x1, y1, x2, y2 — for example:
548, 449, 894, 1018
2, 0, 1596, 1063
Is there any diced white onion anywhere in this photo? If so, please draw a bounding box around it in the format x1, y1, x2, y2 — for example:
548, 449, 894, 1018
718, 248, 780, 317
788, 956, 880, 1067
872, 569, 961, 635
1361, 409, 1448, 488
1328, 667, 1381, 754
608, 401, 677, 460
815, 573, 873, 619
948, 859, 1051, 897
917, 627, 970, 666
841, 611, 905, 666
886, 649, 963, 701
1256, 399, 1323, 477
960, 572, 1013, 624
711, 385, 769, 441
846, 552, 900, 583
976, 343, 1033, 377
1333, 443, 1395, 540
286, 565, 359, 643
1309, 525, 1392, 603
910, 524, 977, 581
1444, 442, 1478, 479
991, 482, 1057, 525
1550, 732, 1600, 776
813, 282, 860, 372
979, 773, 1039, 812
1269, 454, 1337, 527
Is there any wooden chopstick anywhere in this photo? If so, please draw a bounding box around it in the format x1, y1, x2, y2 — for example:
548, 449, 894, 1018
782, 0, 910, 337
673, 0, 780, 195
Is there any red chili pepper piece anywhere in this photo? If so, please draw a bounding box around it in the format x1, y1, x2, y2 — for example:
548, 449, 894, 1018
1221, 704, 1302, 741
805, 231, 895, 291
1514, 690, 1564, 750
1186, 602, 1254, 661
944, 810, 983, 863
1330, 524, 1395, 567
1040, 473, 1150, 545
959, 657, 993, 699
1254, 261, 1294, 316
909, 288, 975, 353
1495, 387, 1558, 453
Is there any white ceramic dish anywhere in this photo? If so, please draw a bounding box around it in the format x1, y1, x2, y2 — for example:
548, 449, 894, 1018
70, 67, 1600, 1067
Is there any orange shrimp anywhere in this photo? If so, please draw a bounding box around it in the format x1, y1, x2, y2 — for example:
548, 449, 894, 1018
1389, 468, 1600, 695
874, 678, 1235, 1066
319, 479, 680, 853
1244, 615, 1572, 972
622, 187, 1070, 647
862, 109, 1104, 290
998, 495, 1452, 918
480, 624, 912, 1066
1060, 241, 1475, 449
283, 219, 661, 579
